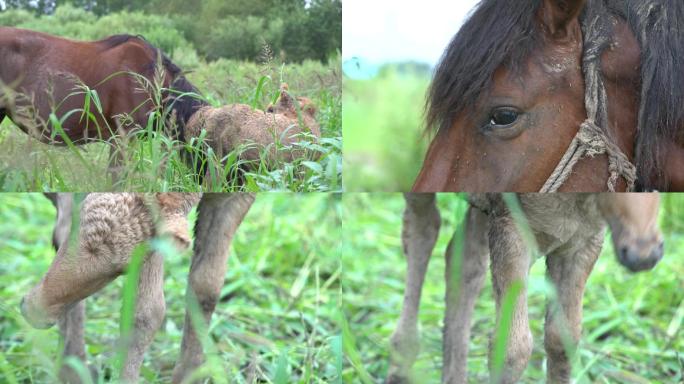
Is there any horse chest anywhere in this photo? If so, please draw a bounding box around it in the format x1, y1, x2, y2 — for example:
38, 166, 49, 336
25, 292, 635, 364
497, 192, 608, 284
520, 195, 605, 254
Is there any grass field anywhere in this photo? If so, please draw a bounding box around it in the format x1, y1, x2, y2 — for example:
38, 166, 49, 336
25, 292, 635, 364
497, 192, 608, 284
0, 193, 342, 383
0, 58, 342, 193
343, 67, 431, 192
342, 193, 684, 383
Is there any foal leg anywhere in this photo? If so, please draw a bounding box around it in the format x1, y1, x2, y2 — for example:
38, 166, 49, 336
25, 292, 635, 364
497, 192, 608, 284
386, 193, 440, 384
544, 233, 603, 383
107, 140, 126, 184
488, 213, 532, 384
44, 194, 97, 383
120, 250, 166, 382
120, 195, 200, 381
442, 206, 489, 384
171, 193, 255, 384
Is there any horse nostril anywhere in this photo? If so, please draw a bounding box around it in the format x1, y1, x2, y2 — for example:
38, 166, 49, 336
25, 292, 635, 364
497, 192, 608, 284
653, 242, 664, 262
619, 246, 629, 262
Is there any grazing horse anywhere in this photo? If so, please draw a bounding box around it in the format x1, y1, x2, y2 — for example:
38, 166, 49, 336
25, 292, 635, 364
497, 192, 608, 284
0, 27, 205, 174
20, 193, 255, 383
387, 193, 664, 384
413, 0, 684, 192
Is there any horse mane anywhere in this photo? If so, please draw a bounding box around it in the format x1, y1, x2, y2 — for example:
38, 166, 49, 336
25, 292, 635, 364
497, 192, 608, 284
97, 34, 140, 49
97, 33, 208, 143
425, 0, 543, 133
610, 0, 684, 190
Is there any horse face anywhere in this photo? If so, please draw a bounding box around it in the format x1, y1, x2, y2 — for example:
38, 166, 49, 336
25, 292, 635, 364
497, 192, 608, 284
598, 193, 663, 272
413, 0, 640, 192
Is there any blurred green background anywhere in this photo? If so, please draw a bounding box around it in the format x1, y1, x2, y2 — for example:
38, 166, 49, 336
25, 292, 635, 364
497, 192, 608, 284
343, 64, 432, 192
342, 193, 684, 383
0, 193, 342, 383
0, 0, 341, 64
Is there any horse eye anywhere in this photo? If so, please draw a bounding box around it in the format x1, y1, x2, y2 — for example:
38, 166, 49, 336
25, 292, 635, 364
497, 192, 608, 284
490, 108, 519, 126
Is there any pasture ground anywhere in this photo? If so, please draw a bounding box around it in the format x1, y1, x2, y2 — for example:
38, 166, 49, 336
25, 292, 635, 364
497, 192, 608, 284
342, 193, 684, 383
0, 193, 342, 383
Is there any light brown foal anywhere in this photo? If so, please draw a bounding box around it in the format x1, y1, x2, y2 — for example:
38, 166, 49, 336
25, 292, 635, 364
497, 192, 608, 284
21, 193, 255, 383
388, 193, 664, 384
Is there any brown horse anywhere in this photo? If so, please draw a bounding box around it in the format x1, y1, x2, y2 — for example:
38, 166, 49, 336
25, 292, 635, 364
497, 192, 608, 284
387, 193, 664, 384
0, 27, 205, 173
413, 0, 684, 192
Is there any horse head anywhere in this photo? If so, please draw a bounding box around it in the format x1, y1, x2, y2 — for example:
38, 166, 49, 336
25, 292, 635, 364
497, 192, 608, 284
413, 0, 681, 192
598, 193, 663, 272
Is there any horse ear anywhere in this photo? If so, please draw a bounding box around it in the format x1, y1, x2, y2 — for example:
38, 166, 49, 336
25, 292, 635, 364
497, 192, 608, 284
278, 90, 294, 109
540, 0, 586, 41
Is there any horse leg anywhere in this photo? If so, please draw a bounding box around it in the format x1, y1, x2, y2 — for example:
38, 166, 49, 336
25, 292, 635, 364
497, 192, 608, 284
107, 140, 126, 184
120, 250, 166, 382
21, 194, 154, 329
544, 232, 603, 383
442, 206, 489, 384
171, 193, 255, 384
488, 213, 532, 384
386, 193, 440, 384
43, 194, 97, 383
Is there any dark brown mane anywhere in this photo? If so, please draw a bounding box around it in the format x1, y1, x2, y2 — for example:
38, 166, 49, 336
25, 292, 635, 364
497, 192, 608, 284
97, 34, 141, 50
97, 33, 208, 142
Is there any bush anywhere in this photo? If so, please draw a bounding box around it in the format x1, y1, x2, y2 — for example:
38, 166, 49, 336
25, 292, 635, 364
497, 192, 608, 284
0, 4, 199, 61
0, 1, 340, 63
200, 16, 285, 62
0, 9, 35, 26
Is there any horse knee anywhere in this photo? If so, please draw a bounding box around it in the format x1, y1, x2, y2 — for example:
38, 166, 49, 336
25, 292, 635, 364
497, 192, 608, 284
389, 325, 420, 365
495, 329, 533, 382
136, 295, 166, 332
544, 323, 580, 363
510, 331, 533, 364
188, 273, 222, 314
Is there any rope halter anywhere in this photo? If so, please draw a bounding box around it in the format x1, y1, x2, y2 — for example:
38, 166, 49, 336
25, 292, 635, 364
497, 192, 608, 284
540, 4, 637, 193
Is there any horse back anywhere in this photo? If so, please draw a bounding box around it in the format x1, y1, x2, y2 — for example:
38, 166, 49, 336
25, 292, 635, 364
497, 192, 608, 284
0, 27, 161, 143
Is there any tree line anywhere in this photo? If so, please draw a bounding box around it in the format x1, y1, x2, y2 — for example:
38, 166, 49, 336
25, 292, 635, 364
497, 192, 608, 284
0, 0, 341, 63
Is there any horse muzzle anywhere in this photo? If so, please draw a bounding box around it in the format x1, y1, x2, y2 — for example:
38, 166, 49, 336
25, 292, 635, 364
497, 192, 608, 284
617, 240, 664, 272
20, 293, 58, 330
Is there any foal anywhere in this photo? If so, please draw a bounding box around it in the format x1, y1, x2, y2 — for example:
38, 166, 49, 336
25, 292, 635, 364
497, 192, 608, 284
184, 83, 320, 174
21, 193, 255, 383
388, 193, 664, 384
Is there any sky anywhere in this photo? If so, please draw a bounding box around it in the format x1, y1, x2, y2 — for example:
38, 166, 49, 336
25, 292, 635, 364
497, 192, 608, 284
343, 0, 480, 66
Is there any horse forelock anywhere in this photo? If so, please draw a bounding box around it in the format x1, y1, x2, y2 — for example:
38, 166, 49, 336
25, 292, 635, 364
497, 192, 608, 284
425, 0, 543, 134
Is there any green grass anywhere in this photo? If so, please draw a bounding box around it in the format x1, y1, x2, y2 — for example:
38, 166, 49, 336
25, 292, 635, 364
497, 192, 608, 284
342, 193, 684, 383
343, 67, 431, 192
0, 57, 342, 192
0, 193, 342, 383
